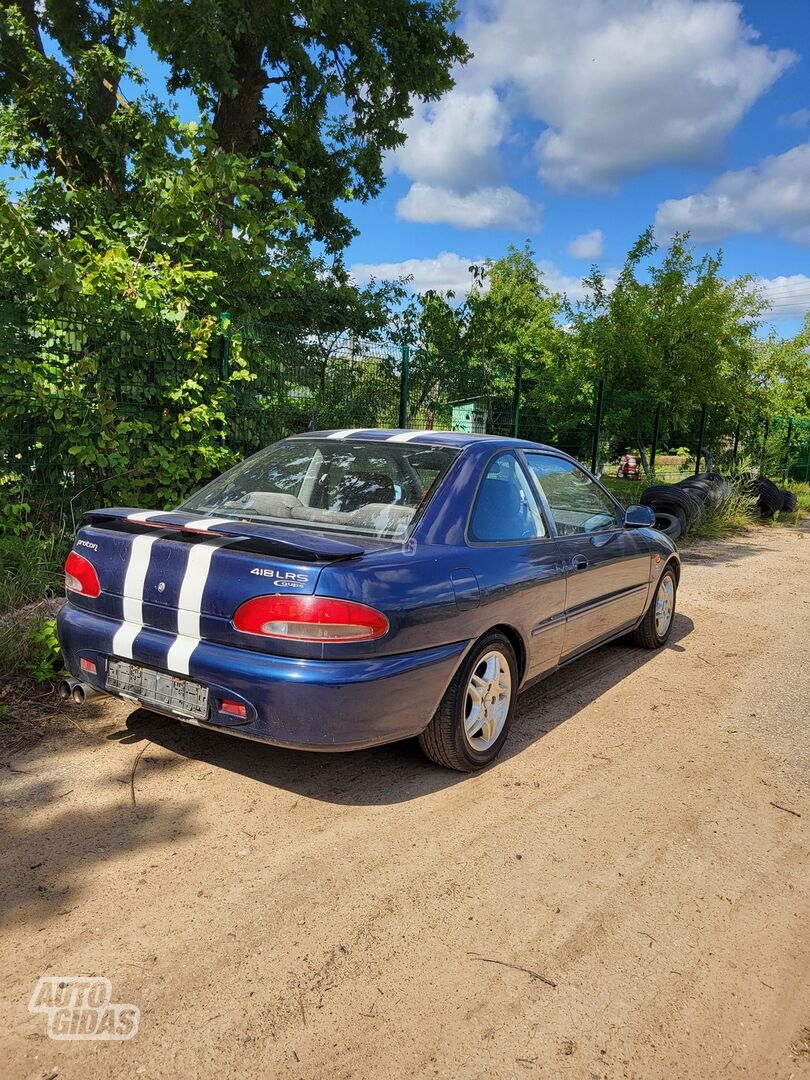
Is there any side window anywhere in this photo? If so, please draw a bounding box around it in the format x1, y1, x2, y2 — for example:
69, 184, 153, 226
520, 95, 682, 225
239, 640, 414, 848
470, 453, 547, 542
525, 454, 620, 536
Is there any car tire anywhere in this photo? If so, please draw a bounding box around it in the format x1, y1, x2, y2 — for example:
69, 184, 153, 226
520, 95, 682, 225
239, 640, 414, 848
630, 566, 677, 650
681, 476, 727, 508
755, 477, 783, 515
418, 630, 518, 772
780, 489, 797, 512
652, 510, 684, 540
641, 484, 702, 524
677, 479, 712, 504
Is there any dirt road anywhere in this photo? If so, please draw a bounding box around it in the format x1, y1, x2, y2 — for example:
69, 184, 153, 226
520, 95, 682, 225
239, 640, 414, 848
2, 523, 809, 1080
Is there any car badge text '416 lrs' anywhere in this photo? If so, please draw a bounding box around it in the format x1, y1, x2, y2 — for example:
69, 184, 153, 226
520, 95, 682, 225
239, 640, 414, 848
250, 567, 309, 587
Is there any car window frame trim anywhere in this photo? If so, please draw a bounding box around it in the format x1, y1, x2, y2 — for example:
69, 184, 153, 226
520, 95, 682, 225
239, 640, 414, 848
518, 449, 627, 540
464, 448, 557, 548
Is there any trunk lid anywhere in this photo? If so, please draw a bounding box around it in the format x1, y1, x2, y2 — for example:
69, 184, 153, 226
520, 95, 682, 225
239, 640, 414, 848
72, 508, 370, 652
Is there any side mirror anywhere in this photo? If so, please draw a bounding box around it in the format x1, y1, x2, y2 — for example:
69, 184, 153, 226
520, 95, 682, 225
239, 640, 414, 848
624, 504, 655, 528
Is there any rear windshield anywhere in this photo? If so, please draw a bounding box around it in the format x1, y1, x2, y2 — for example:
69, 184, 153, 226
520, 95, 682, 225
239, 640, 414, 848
179, 439, 460, 539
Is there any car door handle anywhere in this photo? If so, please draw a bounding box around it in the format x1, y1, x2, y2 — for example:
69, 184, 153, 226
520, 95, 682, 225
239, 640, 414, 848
570, 555, 589, 571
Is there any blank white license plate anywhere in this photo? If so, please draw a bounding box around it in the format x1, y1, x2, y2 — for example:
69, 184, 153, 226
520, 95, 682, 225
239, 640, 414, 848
107, 660, 209, 720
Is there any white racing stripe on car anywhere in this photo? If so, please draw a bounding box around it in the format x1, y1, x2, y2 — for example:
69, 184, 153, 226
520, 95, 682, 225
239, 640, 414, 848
326, 428, 365, 440
166, 537, 235, 676
386, 431, 424, 443
183, 517, 234, 532
127, 510, 164, 523
111, 532, 166, 659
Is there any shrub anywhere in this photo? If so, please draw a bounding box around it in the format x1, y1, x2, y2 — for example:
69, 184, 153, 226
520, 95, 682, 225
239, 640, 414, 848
0, 530, 65, 682
25, 618, 64, 682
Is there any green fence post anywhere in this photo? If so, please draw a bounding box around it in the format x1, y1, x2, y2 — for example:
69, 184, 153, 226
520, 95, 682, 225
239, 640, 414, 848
694, 403, 707, 476
649, 403, 661, 477
398, 343, 410, 428
590, 379, 605, 474
732, 418, 741, 471
760, 416, 770, 475
219, 312, 232, 380
512, 361, 523, 438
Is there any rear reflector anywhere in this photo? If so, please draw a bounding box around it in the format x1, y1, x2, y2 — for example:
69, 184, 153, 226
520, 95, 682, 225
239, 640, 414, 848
65, 551, 101, 598
80, 657, 97, 675
233, 595, 389, 642
219, 700, 247, 718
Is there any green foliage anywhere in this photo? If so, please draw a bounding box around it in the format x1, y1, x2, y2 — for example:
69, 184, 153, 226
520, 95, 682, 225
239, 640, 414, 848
25, 618, 63, 682
405, 232, 808, 464
399, 243, 595, 442
569, 229, 770, 446
0, 0, 468, 291
465, 245, 562, 396
2, 2, 449, 517
787, 482, 810, 513
0, 529, 65, 682
683, 483, 758, 543
0, 532, 63, 616
0, 492, 32, 537
132, 0, 469, 252
755, 316, 810, 420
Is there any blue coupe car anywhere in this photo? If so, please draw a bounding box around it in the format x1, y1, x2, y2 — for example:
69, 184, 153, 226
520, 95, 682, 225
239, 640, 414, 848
57, 431, 680, 771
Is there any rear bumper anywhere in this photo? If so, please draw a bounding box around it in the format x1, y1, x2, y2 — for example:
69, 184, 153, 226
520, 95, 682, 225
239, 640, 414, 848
57, 604, 469, 751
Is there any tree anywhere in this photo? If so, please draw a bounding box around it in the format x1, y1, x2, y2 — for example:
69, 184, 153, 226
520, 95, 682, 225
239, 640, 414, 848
571, 229, 768, 454
755, 316, 810, 419
465, 244, 562, 395
1, 1, 464, 513
1, 0, 469, 254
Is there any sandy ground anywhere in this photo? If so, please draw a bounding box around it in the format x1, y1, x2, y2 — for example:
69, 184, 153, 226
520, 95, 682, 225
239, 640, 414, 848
1, 522, 809, 1080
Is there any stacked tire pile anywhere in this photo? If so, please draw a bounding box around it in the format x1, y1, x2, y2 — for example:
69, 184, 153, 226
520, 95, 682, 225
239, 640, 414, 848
743, 475, 797, 518
639, 472, 730, 540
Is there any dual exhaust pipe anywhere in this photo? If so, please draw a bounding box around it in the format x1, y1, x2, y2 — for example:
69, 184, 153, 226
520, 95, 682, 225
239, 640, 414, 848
58, 677, 101, 706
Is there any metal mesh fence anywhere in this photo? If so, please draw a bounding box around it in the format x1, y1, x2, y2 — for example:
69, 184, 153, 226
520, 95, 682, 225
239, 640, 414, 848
1, 303, 807, 532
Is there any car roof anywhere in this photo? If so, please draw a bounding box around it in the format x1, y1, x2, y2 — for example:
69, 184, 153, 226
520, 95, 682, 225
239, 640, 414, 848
286, 428, 556, 452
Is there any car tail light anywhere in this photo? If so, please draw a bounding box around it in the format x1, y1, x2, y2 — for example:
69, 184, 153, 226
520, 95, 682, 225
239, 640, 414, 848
64, 551, 101, 597
233, 595, 389, 642
219, 700, 247, 718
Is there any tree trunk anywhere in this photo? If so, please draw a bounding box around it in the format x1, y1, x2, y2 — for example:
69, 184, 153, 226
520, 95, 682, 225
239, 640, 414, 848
212, 39, 267, 154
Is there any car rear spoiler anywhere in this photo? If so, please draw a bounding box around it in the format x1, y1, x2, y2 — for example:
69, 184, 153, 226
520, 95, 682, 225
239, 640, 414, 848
81, 508, 367, 561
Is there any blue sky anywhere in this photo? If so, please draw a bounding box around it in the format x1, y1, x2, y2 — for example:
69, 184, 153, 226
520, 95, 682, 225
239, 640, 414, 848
346, 0, 810, 339
7, 0, 809, 337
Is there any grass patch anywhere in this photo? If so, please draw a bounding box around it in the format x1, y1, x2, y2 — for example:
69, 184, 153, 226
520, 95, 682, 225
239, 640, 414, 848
681, 485, 758, 543
788, 481, 810, 513
600, 475, 653, 506
0, 529, 67, 684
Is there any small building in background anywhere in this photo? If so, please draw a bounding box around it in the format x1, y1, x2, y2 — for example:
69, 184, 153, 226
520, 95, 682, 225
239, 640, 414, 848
446, 396, 488, 434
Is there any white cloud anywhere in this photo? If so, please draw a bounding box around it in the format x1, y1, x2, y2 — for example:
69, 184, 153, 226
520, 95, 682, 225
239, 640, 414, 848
779, 108, 810, 129
395, 90, 508, 190
394, 0, 794, 200
396, 183, 539, 230
655, 142, 810, 245
350, 251, 613, 303
391, 87, 540, 229
755, 275, 810, 320
568, 229, 605, 260
350, 251, 479, 295
536, 261, 591, 303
